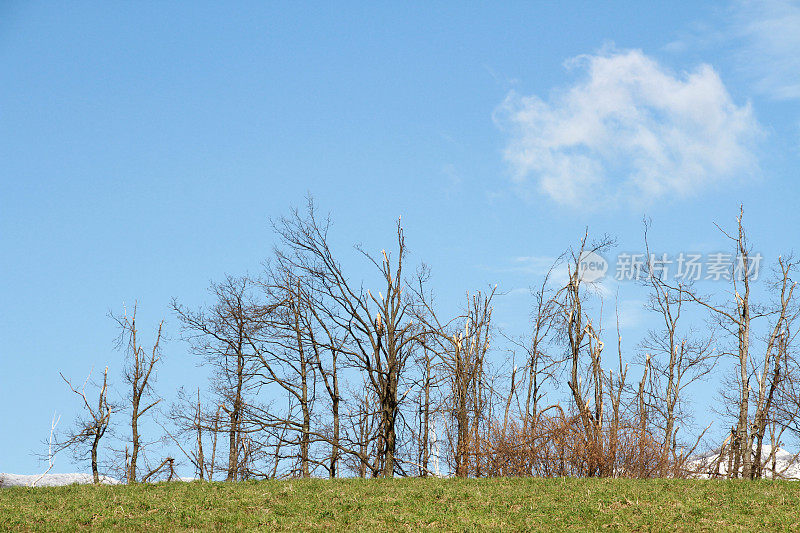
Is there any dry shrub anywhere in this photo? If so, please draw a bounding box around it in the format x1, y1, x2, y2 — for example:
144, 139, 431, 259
459, 409, 681, 478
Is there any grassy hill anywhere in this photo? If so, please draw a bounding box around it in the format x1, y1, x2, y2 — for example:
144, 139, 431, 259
3, 477, 800, 531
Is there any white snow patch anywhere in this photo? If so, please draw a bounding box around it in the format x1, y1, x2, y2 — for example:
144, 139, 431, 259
686, 445, 800, 479
0, 473, 120, 487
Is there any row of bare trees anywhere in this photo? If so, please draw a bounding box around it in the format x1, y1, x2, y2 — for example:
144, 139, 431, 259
54, 303, 170, 483
51, 201, 800, 481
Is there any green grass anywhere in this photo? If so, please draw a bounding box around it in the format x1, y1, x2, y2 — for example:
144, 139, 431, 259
2, 478, 800, 531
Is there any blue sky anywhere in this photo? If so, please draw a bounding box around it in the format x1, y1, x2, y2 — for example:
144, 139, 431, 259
2, 1, 800, 474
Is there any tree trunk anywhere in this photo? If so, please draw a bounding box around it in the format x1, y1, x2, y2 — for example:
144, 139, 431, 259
91, 433, 101, 484
421, 352, 431, 477
300, 369, 310, 478
381, 377, 398, 478
195, 389, 205, 480
129, 396, 140, 482
227, 349, 244, 481
330, 360, 340, 478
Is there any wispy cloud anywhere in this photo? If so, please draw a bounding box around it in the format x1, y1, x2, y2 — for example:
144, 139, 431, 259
731, 0, 800, 100
495, 48, 761, 207
505, 287, 533, 297
508, 255, 560, 275
483, 63, 520, 90
440, 163, 462, 194
493, 255, 613, 296
616, 298, 647, 330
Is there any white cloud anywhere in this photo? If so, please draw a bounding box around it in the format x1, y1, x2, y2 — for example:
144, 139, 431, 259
498, 255, 612, 296
441, 163, 462, 189
616, 298, 647, 330
496, 49, 761, 207
505, 287, 532, 297
509, 255, 560, 275
732, 0, 800, 100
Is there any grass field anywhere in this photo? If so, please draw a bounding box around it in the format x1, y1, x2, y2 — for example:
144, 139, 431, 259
2, 477, 800, 531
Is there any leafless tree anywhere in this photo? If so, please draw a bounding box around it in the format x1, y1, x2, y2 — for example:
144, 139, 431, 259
246, 274, 317, 478
133, 200, 800, 480
292, 277, 352, 478
111, 303, 164, 483
659, 207, 800, 478
57, 367, 113, 484
696, 207, 757, 477
553, 230, 614, 476
412, 279, 497, 477
639, 221, 719, 475
748, 256, 800, 477
271, 199, 425, 477
163, 387, 228, 481
666, 207, 778, 477
32, 412, 61, 487
412, 338, 440, 477
172, 275, 265, 481
445, 290, 495, 477
262, 265, 350, 478
512, 270, 563, 434
340, 381, 382, 477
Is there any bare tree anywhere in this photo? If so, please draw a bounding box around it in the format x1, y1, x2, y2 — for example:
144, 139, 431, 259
32, 412, 61, 487
446, 290, 495, 477
515, 270, 562, 434
412, 278, 498, 478
356, 228, 419, 478
639, 221, 719, 475
304, 294, 345, 478
163, 387, 228, 481
172, 275, 265, 481
57, 367, 113, 484
272, 200, 424, 477
340, 381, 382, 477
668, 207, 771, 477
553, 230, 614, 476
413, 339, 440, 477
714, 207, 755, 477
657, 207, 800, 478
112, 303, 164, 482
749, 256, 800, 477
246, 274, 317, 478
